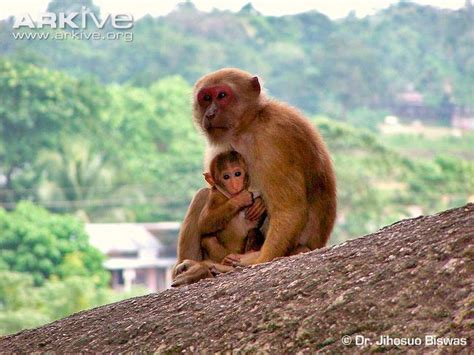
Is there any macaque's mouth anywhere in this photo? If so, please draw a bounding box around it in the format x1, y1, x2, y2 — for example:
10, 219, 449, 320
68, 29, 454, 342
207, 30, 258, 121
229, 189, 244, 196
207, 126, 229, 131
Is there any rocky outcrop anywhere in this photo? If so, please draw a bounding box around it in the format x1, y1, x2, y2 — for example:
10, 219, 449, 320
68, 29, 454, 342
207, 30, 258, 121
1, 204, 472, 353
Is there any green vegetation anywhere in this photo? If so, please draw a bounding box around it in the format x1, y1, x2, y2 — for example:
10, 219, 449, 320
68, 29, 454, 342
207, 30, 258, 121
1, 58, 471, 238
0, 202, 108, 286
0, 203, 147, 335
0, 0, 472, 335
313, 117, 473, 241
383, 133, 474, 160
0, 270, 146, 335
1, 2, 472, 115
0, 59, 204, 221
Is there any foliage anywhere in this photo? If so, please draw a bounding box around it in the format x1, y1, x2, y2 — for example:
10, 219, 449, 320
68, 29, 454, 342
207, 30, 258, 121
313, 117, 474, 242
47, 0, 101, 15
382, 133, 474, 160
0, 59, 204, 221
101, 76, 205, 221
36, 138, 120, 212
1, 2, 472, 115
0, 57, 471, 236
0, 202, 108, 286
0, 59, 105, 204
0, 271, 148, 335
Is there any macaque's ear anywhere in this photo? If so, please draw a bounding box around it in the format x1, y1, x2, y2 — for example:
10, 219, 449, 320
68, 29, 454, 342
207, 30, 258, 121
203, 172, 215, 186
251, 76, 261, 94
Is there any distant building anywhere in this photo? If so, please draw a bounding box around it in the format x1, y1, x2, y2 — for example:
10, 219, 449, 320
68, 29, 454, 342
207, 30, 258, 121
85, 223, 178, 292
391, 86, 457, 126
393, 89, 437, 121
451, 107, 474, 131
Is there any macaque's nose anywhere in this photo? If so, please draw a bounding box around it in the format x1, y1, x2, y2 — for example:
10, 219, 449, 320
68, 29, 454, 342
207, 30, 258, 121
230, 180, 239, 192
205, 104, 217, 119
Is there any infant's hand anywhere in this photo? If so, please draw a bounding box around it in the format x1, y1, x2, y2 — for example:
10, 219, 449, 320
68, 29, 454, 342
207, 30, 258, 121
231, 191, 253, 209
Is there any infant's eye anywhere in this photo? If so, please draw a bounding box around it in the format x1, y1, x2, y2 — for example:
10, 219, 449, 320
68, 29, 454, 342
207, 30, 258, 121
235, 171, 241, 177
223, 174, 230, 180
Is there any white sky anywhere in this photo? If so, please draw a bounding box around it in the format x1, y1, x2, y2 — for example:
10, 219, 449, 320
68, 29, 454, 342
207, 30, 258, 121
0, 1, 467, 21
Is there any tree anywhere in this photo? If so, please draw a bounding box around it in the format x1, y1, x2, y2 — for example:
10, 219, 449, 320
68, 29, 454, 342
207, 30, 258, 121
0, 271, 147, 335
0, 272, 49, 335
103, 76, 205, 221
47, 0, 101, 17
0, 60, 104, 204
36, 138, 120, 217
0, 202, 108, 286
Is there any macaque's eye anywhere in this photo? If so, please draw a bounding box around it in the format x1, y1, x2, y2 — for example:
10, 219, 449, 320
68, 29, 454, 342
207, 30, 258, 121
235, 171, 241, 177
203, 94, 211, 101
223, 174, 230, 180
217, 92, 226, 99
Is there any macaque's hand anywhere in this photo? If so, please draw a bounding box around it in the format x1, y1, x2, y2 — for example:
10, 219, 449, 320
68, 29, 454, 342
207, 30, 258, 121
245, 197, 266, 221
222, 253, 244, 266
231, 190, 253, 209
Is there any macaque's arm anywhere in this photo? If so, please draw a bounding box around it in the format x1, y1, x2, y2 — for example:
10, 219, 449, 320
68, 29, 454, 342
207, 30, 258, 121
201, 236, 231, 263
198, 191, 240, 235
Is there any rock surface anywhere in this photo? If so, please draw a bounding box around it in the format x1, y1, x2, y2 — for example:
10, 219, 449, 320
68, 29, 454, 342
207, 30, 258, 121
1, 204, 472, 353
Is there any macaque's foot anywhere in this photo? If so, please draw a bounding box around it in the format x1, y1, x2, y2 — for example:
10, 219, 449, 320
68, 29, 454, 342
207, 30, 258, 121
173, 259, 193, 276
222, 253, 244, 266
171, 260, 214, 287
209, 263, 235, 275
238, 251, 261, 266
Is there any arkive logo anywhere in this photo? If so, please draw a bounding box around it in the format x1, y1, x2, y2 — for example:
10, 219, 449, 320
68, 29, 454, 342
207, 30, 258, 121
12, 6, 134, 30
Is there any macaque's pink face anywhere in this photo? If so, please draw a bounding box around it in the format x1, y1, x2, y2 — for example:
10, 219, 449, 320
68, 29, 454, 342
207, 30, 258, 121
196, 84, 234, 134
219, 163, 245, 196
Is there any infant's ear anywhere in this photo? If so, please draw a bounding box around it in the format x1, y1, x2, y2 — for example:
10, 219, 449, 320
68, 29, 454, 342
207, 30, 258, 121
203, 172, 215, 186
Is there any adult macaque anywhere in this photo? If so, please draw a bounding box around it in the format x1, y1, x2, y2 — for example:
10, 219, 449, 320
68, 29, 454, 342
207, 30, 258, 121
172, 151, 265, 287
174, 68, 337, 271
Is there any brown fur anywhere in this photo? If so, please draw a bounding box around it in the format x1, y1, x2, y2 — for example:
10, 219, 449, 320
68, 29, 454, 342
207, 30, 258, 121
175, 187, 208, 266
199, 186, 257, 262
175, 67, 336, 270
172, 151, 264, 286
172, 259, 234, 287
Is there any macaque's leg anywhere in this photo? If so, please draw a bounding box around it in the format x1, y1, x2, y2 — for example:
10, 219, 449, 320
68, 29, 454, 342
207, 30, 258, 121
201, 235, 231, 263
172, 188, 210, 280
242, 204, 307, 265
176, 188, 210, 264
